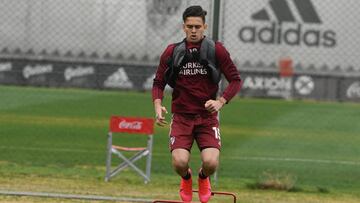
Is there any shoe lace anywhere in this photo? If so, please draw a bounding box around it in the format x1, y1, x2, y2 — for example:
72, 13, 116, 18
181, 179, 192, 191
199, 178, 210, 192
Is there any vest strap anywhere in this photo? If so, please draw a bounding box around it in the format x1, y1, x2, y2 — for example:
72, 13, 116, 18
165, 37, 220, 88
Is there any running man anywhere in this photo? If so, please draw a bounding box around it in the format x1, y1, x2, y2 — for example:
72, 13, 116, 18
152, 5, 241, 203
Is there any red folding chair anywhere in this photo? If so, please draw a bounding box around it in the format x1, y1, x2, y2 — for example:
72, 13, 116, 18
105, 116, 154, 183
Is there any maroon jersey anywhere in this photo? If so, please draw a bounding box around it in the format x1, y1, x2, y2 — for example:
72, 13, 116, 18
152, 38, 242, 115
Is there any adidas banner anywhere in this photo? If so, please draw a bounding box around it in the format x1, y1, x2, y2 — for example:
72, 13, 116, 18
222, 0, 359, 72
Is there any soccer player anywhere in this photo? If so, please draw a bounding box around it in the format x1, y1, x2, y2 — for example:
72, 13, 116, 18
152, 5, 241, 203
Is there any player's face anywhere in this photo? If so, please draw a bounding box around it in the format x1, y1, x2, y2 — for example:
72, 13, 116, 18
183, 17, 207, 43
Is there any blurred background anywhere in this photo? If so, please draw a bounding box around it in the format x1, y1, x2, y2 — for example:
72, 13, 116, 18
0, 0, 359, 101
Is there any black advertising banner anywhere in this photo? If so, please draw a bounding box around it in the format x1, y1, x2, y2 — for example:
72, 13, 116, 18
239, 71, 343, 102
0, 58, 358, 102
239, 72, 292, 99
0, 60, 27, 86
292, 75, 325, 100
339, 78, 360, 102
0, 58, 157, 90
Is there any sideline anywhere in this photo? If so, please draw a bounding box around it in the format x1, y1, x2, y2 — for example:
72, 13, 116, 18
231, 156, 360, 166
0, 190, 153, 202
1, 145, 359, 166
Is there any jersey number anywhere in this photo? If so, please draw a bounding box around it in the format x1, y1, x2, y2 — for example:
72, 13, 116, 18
212, 127, 221, 140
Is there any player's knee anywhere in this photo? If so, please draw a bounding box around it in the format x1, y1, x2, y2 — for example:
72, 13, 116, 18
172, 155, 189, 170
202, 157, 219, 170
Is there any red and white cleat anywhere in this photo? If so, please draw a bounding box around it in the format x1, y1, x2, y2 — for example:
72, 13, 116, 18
179, 169, 192, 202
198, 176, 211, 203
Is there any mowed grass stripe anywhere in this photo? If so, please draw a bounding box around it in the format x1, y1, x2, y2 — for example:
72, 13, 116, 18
2, 112, 358, 158
1, 144, 359, 167
0, 85, 360, 197
0, 114, 107, 128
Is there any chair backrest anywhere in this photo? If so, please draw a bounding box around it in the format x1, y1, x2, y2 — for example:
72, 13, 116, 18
109, 116, 154, 135
105, 116, 155, 183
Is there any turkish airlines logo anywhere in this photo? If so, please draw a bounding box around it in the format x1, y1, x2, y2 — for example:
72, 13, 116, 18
239, 0, 337, 47
119, 120, 143, 130
180, 62, 207, 76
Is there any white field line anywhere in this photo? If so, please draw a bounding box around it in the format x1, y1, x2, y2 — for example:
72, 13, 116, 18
229, 156, 360, 166
0, 146, 101, 153
1, 145, 359, 166
0, 190, 153, 202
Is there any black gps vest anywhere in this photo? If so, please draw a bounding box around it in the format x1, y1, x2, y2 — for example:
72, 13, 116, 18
164, 37, 221, 88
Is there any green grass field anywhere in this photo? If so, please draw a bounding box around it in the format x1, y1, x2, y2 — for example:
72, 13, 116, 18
0, 85, 359, 203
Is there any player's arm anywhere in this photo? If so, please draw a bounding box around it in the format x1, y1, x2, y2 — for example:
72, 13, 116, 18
154, 99, 168, 126
205, 97, 226, 113
152, 45, 174, 126
216, 42, 242, 102
205, 42, 242, 113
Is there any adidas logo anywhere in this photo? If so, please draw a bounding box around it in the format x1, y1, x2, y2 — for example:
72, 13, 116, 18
104, 68, 133, 89
239, 0, 336, 47
143, 73, 172, 91
252, 0, 321, 24
143, 73, 156, 90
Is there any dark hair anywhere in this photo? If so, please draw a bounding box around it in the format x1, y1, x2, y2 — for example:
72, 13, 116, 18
182, 5, 207, 23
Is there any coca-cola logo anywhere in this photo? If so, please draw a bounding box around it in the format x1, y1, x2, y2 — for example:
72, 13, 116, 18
346, 82, 360, 98
119, 120, 143, 130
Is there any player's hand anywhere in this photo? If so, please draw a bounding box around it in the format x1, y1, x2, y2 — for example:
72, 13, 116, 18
154, 100, 168, 127
205, 98, 226, 113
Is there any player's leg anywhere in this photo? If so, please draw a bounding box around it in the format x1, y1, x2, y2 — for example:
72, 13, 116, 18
172, 149, 192, 202
169, 114, 195, 202
172, 148, 191, 176
200, 147, 220, 177
194, 115, 221, 203
197, 148, 219, 203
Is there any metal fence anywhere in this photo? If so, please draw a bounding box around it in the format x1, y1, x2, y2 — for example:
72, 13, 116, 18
221, 0, 360, 74
0, 0, 360, 101
0, 0, 213, 65
1, 0, 359, 71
